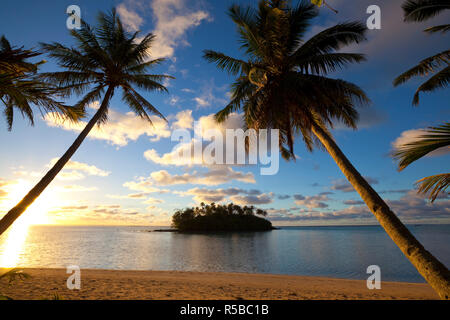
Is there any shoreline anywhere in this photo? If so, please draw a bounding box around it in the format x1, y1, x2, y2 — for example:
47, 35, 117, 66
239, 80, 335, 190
0, 268, 439, 300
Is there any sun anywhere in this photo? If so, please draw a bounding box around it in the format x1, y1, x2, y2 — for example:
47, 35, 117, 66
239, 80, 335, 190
0, 179, 58, 267
2, 179, 54, 225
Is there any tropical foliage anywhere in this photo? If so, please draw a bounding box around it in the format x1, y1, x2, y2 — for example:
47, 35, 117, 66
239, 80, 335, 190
393, 0, 450, 105
204, 0, 368, 158
172, 203, 273, 232
393, 1, 449, 202
39, 10, 172, 124
0, 9, 172, 236
0, 36, 81, 130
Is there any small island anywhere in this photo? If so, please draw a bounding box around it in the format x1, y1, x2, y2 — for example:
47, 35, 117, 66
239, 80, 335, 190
170, 203, 276, 232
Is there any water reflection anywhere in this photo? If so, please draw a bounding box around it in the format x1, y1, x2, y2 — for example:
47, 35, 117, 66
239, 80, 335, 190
0, 225, 449, 282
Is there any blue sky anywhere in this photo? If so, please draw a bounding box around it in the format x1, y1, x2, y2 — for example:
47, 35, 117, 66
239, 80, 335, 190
0, 0, 449, 226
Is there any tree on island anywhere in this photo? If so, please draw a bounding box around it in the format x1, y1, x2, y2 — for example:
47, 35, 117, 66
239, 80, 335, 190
171, 203, 274, 232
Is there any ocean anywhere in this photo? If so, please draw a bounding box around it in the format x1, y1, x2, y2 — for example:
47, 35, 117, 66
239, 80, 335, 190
0, 224, 449, 283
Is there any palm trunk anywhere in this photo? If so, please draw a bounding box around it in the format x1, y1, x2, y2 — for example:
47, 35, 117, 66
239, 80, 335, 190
0, 86, 113, 236
311, 122, 450, 299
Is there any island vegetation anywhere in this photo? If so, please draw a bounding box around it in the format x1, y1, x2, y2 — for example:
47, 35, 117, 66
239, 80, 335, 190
171, 203, 275, 232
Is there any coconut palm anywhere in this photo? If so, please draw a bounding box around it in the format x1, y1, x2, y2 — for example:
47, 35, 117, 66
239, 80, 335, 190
204, 0, 449, 299
393, 0, 450, 105
0, 36, 81, 130
0, 9, 173, 236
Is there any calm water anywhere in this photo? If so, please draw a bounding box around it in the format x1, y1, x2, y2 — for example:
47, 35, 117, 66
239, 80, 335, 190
0, 224, 449, 283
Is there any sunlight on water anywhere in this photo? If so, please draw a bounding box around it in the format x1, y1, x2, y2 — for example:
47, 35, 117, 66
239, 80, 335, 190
2, 225, 448, 282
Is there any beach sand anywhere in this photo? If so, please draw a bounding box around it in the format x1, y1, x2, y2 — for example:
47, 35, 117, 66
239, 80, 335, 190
0, 268, 439, 300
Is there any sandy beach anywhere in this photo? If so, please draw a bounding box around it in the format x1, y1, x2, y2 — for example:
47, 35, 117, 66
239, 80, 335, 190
0, 268, 439, 300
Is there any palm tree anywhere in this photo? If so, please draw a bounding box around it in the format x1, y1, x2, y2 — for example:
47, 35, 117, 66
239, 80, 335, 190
204, 0, 449, 299
0, 36, 81, 130
393, 0, 449, 105
0, 10, 173, 236
393, 1, 449, 202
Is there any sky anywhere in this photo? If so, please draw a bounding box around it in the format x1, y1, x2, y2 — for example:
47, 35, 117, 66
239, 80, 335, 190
0, 0, 449, 226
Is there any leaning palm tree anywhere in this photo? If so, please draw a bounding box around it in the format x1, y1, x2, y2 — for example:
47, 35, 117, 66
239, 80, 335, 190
204, 0, 449, 299
0, 36, 81, 130
393, 0, 450, 105
0, 10, 172, 236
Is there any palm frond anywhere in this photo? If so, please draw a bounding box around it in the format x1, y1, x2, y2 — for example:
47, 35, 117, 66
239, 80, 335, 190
203, 50, 250, 75
412, 65, 449, 105
424, 24, 450, 33
0, 36, 82, 129
286, 1, 318, 52
121, 84, 166, 122
39, 9, 170, 127
295, 52, 366, 75
228, 4, 266, 58
402, 0, 450, 22
393, 122, 450, 170
205, 1, 369, 155
393, 50, 449, 86
124, 74, 172, 93
294, 22, 367, 59
126, 58, 165, 74
415, 173, 450, 202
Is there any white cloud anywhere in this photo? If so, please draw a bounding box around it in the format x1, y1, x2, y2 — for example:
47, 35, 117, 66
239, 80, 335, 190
267, 189, 449, 224
57, 171, 86, 181
194, 97, 210, 108
45, 108, 170, 147
123, 178, 169, 194
49, 158, 110, 177
0, 178, 16, 200
193, 81, 228, 109
150, 167, 255, 186
143, 197, 164, 205
176, 187, 272, 205
144, 112, 244, 167
107, 192, 152, 200
171, 109, 193, 130
150, 0, 210, 59
229, 193, 274, 205
58, 185, 98, 192
144, 139, 203, 166
168, 95, 180, 106
117, 3, 144, 31
119, 0, 210, 60
294, 193, 331, 209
